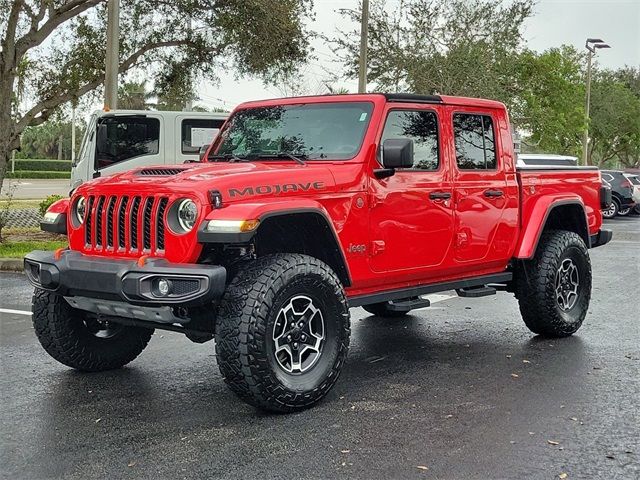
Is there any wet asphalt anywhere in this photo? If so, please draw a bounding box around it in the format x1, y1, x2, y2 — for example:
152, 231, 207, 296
1, 218, 638, 480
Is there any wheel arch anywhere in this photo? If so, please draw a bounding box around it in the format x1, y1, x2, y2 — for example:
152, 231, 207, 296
515, 199, 590, 259
254, 209, 351, 287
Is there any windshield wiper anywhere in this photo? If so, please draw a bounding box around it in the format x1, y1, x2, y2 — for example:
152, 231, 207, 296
255, 152, 307, 165
208, 153, 248, 163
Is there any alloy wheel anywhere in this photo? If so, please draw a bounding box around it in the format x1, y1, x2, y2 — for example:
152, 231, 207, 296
554, 258, 580, 312
272, 295, 325, 374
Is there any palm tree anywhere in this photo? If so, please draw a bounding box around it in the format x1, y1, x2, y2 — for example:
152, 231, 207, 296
118, 81, 155, 110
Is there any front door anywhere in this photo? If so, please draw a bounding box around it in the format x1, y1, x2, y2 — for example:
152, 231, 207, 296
368, 108, 455, 280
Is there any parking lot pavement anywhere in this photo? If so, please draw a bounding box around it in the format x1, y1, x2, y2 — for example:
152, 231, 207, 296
1, 219, 638, 480
2, 179, 70, 199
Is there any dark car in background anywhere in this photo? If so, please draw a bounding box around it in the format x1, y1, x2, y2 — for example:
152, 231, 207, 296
601, 170, 636, 218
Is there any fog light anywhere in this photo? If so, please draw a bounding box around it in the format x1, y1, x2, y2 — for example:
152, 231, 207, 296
157, 278, 172, 296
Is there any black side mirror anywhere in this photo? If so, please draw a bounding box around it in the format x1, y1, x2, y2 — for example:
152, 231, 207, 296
199, 143, 210, 161
382, 138, 414, 169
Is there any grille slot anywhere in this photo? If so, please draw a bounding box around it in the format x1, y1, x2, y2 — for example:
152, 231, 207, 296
83, 194, 170, 256
106, 196, 116, 248
85, 196, 94, 245
95, 196, 105, 247
117, 196, 129, 248
130, 197, 141, 250
156, 198, 168, 250
142, 197, 154, 250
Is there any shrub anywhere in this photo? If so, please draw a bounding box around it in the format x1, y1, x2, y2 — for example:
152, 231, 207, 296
6, 171, 71, 179
39, 195, 64, 217
14, 159, 72, 172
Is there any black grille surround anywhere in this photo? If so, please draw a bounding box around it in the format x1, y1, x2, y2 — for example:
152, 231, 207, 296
84, 194, 170, 255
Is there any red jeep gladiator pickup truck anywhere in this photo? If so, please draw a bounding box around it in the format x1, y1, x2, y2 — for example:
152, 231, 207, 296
26, 93, 611, 412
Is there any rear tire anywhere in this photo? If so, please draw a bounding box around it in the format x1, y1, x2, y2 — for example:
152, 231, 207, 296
602, 199, 618, 219
515, 230, 591, 338
215, 254, 350, 412
32, 289, 153, 371
618, 206, 631, 216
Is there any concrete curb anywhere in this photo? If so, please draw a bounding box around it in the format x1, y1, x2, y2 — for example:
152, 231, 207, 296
0, 258, 24, 272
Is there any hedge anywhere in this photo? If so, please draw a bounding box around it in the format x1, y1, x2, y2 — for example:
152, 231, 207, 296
12, 159, 72, 172
6, 170, 71, 179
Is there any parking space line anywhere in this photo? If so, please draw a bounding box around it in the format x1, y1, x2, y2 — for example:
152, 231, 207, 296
0, 308, 31, 316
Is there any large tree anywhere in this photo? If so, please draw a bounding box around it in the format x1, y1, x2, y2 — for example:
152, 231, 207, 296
331, 0, 533, 108
515, 46, 586, 156
0, 0, 313, 192
588, 72, 640, 167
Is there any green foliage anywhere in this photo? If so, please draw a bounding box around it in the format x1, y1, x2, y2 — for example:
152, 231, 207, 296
515, 46, 586, 156
1, 0, 315, 191
332, 0, 533, 107
589, 72, 640, 167
0, 240, 69, 259
6, 171, 71, 179
118, 81, 155, 110
39, 195, 65, 217
18, 120, 85, 161
13, 159, 72, 172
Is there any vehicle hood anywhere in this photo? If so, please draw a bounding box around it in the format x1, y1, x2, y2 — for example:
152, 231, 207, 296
78, 162, 337, 203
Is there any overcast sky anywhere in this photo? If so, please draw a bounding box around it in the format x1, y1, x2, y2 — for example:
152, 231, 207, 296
197, 0, 640, 110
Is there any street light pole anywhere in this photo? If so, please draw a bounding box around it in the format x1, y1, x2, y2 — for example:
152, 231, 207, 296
104, 0, 120, 110
358, 0, 369, 94
581, 38, 610, 166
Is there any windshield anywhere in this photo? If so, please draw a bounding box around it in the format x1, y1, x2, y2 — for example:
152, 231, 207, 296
210, 102, 374, 161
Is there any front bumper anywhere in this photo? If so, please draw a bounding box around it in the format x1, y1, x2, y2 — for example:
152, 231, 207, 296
23, 250, 226, 308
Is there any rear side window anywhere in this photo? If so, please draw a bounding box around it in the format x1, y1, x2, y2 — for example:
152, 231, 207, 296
381, 110, 439, 170
453, 114, 497, 170
96, 117, 160, 169
181, 118, 225, 154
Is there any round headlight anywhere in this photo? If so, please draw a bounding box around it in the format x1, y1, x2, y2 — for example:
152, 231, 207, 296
176, 199, 197, 232
74, 196, 86, 226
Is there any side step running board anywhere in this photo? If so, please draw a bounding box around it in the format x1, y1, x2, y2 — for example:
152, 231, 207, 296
387, 297, 431, 312
456, 286, 497, 298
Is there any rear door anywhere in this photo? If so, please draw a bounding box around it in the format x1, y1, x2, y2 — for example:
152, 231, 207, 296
450, 109, 518, 269
95, 114, 163, 178
368, 106, 455, 280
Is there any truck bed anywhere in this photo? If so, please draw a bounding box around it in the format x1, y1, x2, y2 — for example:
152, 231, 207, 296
516, 165, 603, 252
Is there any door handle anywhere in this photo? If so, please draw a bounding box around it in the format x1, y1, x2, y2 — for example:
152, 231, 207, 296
484, 189, 504, 198
429, 191, 452, 200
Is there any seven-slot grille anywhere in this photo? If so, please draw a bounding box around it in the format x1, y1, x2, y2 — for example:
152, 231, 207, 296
84, 195, 169, 255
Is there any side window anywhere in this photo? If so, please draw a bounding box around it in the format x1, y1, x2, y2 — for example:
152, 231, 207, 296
381, 110, 439, 170
181, 118, 225, 154
96, 117, 160, 169
453, 113, 497, 170
602, 173, 613, 182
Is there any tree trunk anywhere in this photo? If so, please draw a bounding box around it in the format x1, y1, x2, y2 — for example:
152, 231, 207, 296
58, 134, 64, 160
0, 72, 19, 198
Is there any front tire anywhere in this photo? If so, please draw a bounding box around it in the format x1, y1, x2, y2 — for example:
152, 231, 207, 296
32, 289, 153, 371
515, 230, 591, 337
215, 254, 350, 412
